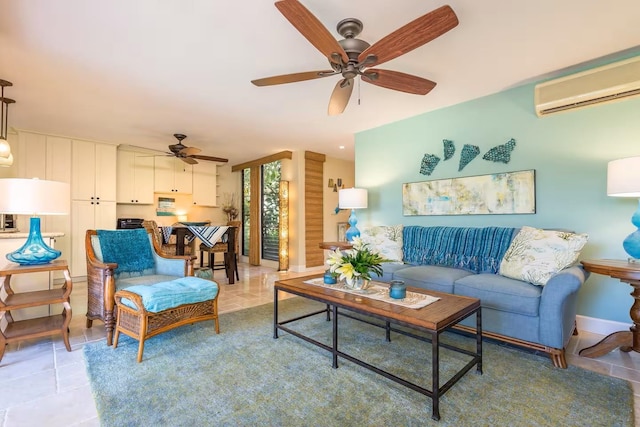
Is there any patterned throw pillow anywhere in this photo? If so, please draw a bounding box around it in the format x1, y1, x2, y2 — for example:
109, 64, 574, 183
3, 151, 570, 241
359, 224, 404, 264
499, 226, 589, 286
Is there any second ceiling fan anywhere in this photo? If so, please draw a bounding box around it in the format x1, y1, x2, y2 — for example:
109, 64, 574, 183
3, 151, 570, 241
251, 1, 459, 115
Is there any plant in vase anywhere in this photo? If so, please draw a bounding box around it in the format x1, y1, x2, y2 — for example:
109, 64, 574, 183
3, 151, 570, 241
221, 192, 239, 222
326, 237, 390, 290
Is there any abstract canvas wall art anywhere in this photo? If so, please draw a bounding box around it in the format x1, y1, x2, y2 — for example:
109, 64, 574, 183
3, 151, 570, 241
403, 170, 535, 216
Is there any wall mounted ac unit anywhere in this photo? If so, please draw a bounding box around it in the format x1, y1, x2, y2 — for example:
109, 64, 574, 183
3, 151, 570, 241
534, 56, 640, 117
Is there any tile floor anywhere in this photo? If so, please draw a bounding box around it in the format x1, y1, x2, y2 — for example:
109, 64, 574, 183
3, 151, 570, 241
0, 264, 638, 426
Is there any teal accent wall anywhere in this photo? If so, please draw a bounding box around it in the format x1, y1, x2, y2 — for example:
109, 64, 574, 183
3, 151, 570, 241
355, 81, 640, 324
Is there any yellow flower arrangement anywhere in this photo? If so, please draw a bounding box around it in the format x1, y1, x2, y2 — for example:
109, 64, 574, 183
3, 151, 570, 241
326, 237, 389, 282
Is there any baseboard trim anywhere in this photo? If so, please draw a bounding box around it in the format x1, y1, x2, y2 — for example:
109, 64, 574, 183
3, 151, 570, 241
576, 314, 630, 336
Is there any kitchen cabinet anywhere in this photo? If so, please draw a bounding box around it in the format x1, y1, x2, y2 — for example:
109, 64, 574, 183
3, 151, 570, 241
192, 162, 217, 206
154, 157, 192, 194
71, 140, 117, 277
116, 149, 154, 204
70, 199, 116, 277
72, 140, 117, 202
16, 132, 72, 282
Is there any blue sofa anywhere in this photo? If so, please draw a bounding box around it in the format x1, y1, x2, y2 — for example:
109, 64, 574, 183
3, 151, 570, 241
375, 226, 588, 368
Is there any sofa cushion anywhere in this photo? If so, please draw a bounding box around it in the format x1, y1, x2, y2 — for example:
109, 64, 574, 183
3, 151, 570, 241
392, 266, 474, 294
360, 224, 404, 263
375, 262, 411, 282
499, 226, 588, 286
454, 273, 542, 317
403, 226, 518, 273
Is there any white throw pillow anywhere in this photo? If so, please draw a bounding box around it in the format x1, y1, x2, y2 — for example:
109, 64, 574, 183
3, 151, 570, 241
359, 224, 404, 264
499, 226, 588, 286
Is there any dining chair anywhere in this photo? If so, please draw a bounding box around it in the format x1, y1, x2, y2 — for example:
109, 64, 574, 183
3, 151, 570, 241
199, 221, 240, 281
142, 219, 198, 256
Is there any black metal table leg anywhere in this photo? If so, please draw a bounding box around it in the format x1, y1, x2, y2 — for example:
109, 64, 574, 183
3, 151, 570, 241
476, 308, 483, 374
326, 303, 331, 321
332, 305, 339, 369
273, 288, 279, 339
385, 321, 391, 342
431, 331, 440, 421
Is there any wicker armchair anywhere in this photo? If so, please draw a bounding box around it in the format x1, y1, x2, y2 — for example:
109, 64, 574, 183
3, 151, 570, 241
85, 229, 194, 345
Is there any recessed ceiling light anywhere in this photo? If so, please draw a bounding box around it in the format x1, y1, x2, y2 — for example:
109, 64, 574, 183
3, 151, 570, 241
339, 146, 345, 150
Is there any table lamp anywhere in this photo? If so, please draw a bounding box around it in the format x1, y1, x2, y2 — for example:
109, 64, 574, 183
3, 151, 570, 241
607, 156, 640, 261
338, 188, 368, 241
0, 178, 70, 265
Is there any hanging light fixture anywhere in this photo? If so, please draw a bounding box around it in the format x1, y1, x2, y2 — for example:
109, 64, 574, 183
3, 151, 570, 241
0, 79, 15, 166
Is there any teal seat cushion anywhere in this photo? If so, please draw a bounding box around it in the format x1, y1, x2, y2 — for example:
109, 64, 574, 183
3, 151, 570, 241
116, 274, 183, 291
120, 277, 219, 313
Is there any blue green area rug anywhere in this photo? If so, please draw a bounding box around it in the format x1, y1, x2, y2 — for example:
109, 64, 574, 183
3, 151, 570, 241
83, 297, 633, 426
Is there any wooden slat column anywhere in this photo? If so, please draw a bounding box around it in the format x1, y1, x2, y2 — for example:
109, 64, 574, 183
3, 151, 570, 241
305, 151, 325, 268
249, 166, 261, 265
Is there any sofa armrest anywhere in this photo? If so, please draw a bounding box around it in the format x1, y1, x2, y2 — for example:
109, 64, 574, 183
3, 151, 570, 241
154, 252, 193, 277
538, 265, 589, 348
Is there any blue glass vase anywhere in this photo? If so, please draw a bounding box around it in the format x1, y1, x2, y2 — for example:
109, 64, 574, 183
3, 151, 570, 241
6, 217, 61, 265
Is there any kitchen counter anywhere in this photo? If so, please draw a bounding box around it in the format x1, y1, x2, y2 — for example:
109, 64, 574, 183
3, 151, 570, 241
0, 231, 64, 239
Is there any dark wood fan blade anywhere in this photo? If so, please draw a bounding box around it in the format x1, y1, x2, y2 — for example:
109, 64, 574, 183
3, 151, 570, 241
328, 78, 354, 116
180, 157, 198, 165
358, 5, 458, 67
252, 70, 336, 86
179, 147, 201, 156
191, 155, 229, 163
275, 0, 348, 64
362, 69, 436, 95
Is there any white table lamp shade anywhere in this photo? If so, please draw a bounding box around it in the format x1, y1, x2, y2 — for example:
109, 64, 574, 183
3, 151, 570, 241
339, 188, 368, 209
607, 156, 640, 197
0, 178, 70, 265
0, 178, 70, 215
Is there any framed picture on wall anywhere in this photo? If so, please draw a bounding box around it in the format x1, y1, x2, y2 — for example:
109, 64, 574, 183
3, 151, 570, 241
337, 222, 348, 242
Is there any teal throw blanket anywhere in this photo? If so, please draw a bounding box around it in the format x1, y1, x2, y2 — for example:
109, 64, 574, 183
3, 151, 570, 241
97, 229, 155, 275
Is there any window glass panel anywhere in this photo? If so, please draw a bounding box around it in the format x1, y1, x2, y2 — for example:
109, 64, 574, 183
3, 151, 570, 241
261, 161, 281, 261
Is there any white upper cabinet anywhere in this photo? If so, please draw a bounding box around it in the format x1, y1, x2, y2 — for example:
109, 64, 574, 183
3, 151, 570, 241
192, 162, 217, 206
71, 140, 117, 202
154, 157, 193, 194
116, 149, 154, 204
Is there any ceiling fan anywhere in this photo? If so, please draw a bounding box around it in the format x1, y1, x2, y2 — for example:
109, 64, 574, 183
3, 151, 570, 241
251, 1, 459, 115
165, 134, 228, 164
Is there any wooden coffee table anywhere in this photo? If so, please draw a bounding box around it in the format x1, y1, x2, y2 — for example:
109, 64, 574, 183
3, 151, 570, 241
273, 275, 482, 421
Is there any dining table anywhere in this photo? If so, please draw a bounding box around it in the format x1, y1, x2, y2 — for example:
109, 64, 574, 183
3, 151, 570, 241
160, 223, 237, 284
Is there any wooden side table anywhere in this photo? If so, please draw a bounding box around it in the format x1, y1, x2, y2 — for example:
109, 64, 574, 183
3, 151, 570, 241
318, 242, 353, 251
0, 260, 73, 362
579, 259, 640, 358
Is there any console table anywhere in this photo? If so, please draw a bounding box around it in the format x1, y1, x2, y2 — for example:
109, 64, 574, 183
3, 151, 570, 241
579, 259, 640, 358
0, 260, 73, 362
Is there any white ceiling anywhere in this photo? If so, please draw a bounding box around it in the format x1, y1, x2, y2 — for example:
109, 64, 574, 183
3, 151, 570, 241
1, 0, 639, 164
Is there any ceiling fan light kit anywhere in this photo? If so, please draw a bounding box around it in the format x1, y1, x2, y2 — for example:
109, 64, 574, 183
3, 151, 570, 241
251, 1, 459, 115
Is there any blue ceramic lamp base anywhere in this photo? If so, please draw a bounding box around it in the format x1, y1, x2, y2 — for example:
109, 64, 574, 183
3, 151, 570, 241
6, 217, 61, 265
623, 200, 640, 262
345, 209, 360, 242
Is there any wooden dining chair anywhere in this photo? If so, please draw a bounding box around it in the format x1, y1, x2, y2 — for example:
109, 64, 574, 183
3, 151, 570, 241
142, 220, 198, 256
199, 221, 240, 281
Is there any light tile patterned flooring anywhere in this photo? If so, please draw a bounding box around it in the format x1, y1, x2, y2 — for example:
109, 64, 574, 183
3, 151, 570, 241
0, 264, 639, 426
